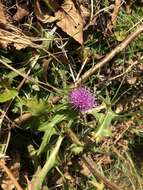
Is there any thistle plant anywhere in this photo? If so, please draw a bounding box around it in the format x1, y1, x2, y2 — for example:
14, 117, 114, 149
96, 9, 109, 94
69, 87, 96, 111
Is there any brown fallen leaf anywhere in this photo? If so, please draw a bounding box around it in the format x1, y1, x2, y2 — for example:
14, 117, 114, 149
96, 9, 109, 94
0, 2, 7, 24
79, 4, 90, 25
127, 76, 137, 85
13, 2, 29, 21
34, 0, 58, 23
55, 0, 83, 44
34, 0, 83, 44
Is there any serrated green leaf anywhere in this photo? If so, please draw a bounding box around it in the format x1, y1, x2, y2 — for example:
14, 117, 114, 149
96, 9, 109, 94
0, 89, 18, 103
25, 98, 48, 116
91, 111, 105, 125
39, 114, 67, 131
37, 113, 66, 155
37, 126, 57, 155
95, 109, 116, 142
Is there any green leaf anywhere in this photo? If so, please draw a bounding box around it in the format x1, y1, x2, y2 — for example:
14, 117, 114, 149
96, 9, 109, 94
115, 31, 127, 41
42, 31, 55, 50
99, 90, 111, 107
32, 136, 63, 190
89, 180, 104, 190
6, 68, 25, 82
0, 56, 12, 64
91, 108, 117, 142
0, 89, 18, 103
95, 109, 116, 142
37, 113, 67, 154
91, 111, 105, 125
24, 98, 49, 116
38, 114, 67, 131
37, 126, 57, 156
70, 143, 84, 155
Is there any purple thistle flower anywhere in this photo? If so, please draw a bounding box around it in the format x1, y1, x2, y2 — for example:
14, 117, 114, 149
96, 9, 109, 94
69, 87, 96, 111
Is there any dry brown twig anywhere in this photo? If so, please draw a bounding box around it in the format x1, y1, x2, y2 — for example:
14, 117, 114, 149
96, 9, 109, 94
74, 24, 143, 86
84, 4, 115, 31
65, 127, 122, 190
111, 0, 122, 26
107, 0, 121, 31
81, 155, 122, 190
108, 55, 143, 81
0, 160, 23, 190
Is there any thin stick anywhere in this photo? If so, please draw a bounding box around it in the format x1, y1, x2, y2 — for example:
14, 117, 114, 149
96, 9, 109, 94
65, 127, 122, 190
0, 160, 23, 190
81, 155, 122, 190
90, 0, 94, 21
0, 58, 59, 92
84, 5, 114, 30
13, 113, 32, 127
111, 0, 121, 26
75, 24, 143, 86
109, 57, 143, 81
107, 0, 121, 31
75, 57, 88, 82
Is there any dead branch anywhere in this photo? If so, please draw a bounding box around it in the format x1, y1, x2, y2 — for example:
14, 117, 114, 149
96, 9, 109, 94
81, 155, 122, 190
65, 126, 122, 190
13, 113, 32, 127
75, 24, 143, 86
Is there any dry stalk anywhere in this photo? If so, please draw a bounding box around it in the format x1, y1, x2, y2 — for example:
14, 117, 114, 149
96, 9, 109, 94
111, 0, 121, 26
81, 155, 122, 190
74, 24, 143, 86
65, 127, 122, 190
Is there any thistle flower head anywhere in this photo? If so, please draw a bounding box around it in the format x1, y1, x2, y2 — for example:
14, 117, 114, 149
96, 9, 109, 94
69, 87, 96, 111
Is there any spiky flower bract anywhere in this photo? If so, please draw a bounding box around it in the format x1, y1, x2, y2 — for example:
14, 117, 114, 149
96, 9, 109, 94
69, 87, 96, 111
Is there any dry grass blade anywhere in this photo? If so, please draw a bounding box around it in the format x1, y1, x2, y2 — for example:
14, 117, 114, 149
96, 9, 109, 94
0, 27, 38, 50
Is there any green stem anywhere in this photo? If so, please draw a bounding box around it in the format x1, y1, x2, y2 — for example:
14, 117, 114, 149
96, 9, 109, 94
41, 0, 55, 11
32, 135, 63, 190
